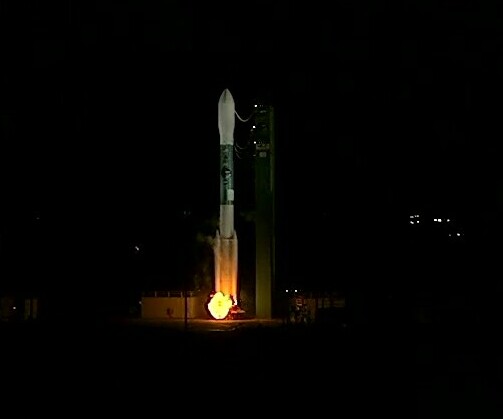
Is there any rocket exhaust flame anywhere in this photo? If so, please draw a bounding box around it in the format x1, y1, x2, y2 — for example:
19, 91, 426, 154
206, 291, 245, 320
207, 291, 234, 320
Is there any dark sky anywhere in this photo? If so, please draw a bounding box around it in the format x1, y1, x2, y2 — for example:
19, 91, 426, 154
1, 1, 503, 298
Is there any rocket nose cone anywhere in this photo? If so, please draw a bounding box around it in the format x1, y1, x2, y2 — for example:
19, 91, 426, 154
219, 88, 234, 105
218, 88, 235, 145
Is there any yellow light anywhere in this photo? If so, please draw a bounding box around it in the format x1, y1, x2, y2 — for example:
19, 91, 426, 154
207, 291, 233, 320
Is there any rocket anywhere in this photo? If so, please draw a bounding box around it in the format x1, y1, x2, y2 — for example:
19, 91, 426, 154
218, 89, 235, 239
214, 89, 238, 303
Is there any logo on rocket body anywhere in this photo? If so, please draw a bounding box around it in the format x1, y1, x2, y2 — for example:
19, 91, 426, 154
218, 89, 235, 145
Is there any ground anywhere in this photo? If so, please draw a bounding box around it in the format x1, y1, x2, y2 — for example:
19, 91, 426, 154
1, 317, 500, 417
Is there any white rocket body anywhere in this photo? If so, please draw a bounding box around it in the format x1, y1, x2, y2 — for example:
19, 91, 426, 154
215, 89, 238, 302
218, 89, 235, 239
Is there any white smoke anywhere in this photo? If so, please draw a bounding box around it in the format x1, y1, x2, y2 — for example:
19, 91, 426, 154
196, 231, 216, 248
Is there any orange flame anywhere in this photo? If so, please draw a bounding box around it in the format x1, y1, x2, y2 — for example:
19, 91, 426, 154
207, 291, 234, 320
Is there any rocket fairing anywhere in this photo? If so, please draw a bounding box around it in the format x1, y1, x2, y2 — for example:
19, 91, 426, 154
214, 89, 238, 303
218, 89, 236, 146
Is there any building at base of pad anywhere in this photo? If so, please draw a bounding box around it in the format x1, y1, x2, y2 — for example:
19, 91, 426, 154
141, 291, 208, 319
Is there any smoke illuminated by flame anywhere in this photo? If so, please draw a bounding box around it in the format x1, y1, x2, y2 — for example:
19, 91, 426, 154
207, 291, 234, 320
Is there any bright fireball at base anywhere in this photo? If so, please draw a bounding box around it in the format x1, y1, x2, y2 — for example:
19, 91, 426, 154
207, 291, 234, 320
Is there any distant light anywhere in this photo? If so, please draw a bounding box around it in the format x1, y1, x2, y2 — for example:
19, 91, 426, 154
254, 104, 258, 107
438, 219, 442, 222
294, 289, 298, 293
410, 221, 414, 225
417, 220, 420, 224
252, 125, 256, 129
449, 233, 452, 237
433, 218, 437, 222
12, 306, 16, 310
138, 301, 142, 305
134, 245, 140, 252
410, 216, 414, 219
457, 233, 461, 236
285, 289, 288, 293
253, 141, 257, 144
446, 219, 450, 222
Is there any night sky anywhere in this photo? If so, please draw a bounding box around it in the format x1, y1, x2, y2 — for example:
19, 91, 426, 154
1, 2, 503, 311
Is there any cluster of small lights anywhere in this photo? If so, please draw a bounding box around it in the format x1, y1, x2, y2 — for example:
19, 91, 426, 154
409, 215, 455, 225
409, 214, 420, 225
409, 214, 463, 240
285, 289, 298, 293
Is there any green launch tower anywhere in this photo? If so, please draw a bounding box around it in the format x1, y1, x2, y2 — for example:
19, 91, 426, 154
253, 103, 275, 319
